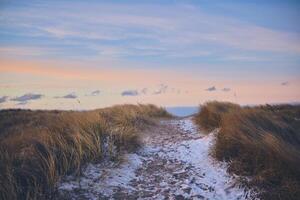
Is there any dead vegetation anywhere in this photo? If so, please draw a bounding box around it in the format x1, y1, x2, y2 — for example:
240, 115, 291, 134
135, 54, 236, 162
194, 101, 240, 132
195, 101, 300, 200
0, 104, 171, 200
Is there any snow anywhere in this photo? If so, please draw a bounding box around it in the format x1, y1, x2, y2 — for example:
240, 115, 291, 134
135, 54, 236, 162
59, 153, 142, 198
58, 117, 256, 199
167, 118, 199, 135
157, 118, 253, 199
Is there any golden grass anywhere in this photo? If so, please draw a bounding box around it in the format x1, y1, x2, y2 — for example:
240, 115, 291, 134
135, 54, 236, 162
194, 101, 241, 132
195, 101, 300, 199
0, 104, 171, 200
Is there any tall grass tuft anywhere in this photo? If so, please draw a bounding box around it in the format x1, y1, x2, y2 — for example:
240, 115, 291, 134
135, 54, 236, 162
195, 101, 300, 199
194, 101, 240, 132
0, 104, 171, 200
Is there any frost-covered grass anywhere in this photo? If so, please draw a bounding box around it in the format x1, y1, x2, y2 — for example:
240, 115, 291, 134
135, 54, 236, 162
0, 104, 171, 200
59, 153, 142, 199
195, 102, 300, 200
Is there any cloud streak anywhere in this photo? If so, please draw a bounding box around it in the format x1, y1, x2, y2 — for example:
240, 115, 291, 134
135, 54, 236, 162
121, 90, 139, 96
11, 93, 43, 102
55, 93, 78, 99
86, 90, 101, 96
281, 81, 289, 86
1, 1, 300, 62
140, 88, 148, 95
205, 86, 216, 92
153, 84, 168, 95
222, 88, 231, 92
0, 96, 8, 104
62, 93, 77, 99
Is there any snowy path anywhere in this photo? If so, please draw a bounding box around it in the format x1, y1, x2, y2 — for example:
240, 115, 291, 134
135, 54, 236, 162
58, 118, 254, 200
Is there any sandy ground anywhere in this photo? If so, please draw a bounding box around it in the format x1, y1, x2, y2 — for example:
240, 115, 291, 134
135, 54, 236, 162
58, 117, 256, 200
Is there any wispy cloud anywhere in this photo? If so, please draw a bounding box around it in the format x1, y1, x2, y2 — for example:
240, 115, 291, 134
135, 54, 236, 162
10, 93, 43, 103
281, 81, 289, 86
153, 84, 168, 95
0, 96, 9, 104
205, 86, 216, 92
16, 101, 28, 106
222, 55, 265, 62
222, 88, 231, 92
121, 85, 176, 96
2, 1, 300, 62
170, 88, 182, 94
55, 93, 78, 99
86, 90, 101, 96
63, 93, 77, 99
140, 88, 148, 95
0, 46, 45, 57
121, 90, 139, 96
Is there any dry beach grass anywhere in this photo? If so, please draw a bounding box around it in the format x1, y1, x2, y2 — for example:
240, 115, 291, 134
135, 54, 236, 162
195, 101, 300, 199
0, 104, 171, 200
1, 101, 299, 200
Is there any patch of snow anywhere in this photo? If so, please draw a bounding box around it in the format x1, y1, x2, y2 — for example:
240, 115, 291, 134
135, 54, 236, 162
59, 153, 142, 198
58, 117, 256, 199
177, 118, 199, 134
156, 118, 254, 199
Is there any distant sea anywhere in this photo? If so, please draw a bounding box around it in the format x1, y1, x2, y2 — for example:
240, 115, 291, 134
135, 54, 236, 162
166, 106, 199, 117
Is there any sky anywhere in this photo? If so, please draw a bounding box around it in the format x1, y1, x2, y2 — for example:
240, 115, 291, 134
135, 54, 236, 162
0, 0, 300, 109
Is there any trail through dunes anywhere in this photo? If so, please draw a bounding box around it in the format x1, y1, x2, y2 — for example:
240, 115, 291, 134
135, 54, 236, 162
58, 118, 256, 200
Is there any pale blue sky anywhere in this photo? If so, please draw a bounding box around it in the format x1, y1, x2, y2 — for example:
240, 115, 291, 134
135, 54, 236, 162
1, 0, 300, 76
